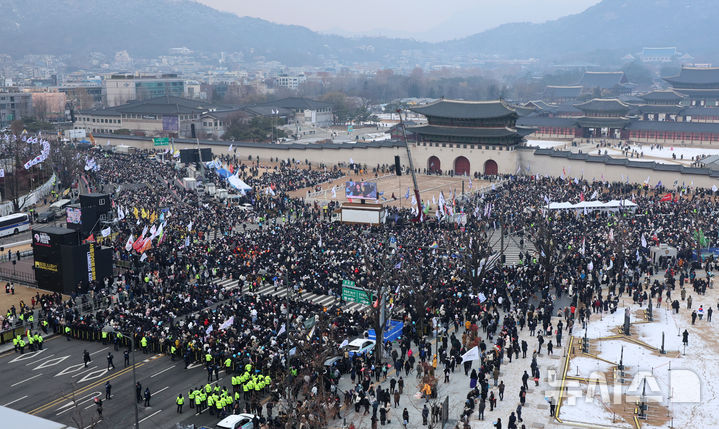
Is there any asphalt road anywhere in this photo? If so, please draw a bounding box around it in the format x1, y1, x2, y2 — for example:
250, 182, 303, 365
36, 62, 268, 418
0, 336, 235, 429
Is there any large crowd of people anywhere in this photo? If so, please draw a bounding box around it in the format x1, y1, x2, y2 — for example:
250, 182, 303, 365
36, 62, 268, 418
3, 143, 716, 428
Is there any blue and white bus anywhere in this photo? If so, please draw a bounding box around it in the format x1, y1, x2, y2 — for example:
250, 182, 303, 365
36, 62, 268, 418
0, 213, 31, 237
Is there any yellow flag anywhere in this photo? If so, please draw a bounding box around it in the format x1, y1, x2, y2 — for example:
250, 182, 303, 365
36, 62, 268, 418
141, 208, 148, 219
150, 211, 157, 224
133, 207, 139, 219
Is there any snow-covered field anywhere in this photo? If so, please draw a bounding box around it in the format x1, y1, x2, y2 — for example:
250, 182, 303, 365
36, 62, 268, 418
602, 144, 719, 165
525, 139, 569, 149
581, 309, 638, 339
558, 301, 719, 428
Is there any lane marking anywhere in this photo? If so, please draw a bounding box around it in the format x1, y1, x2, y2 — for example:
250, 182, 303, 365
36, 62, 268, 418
138, 409, 162, 423
89, 347, 109, 356
150, 365, 175, 378
71, 366, 97, 377
78, 368, 109, 383
55, 392, 101, 416
3, 395, 28, 406
56, 392, 102, 411
55, 363, 89, 377
9, 349, 47, 363
30, 363, 144, 415
11, 373, 42, 386
25, 353, 55, 365
34, 355, 70, 370
153, 386, 170, 395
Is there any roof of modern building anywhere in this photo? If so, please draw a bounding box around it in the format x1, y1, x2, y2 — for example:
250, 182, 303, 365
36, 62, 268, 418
79, 96, 233, 116
410, 99, 517, 120
0, 406, 75, 429
578, 71, 628, 89
574, 98, 631, 113
408, 125, 523, 139
242, 105, 294, 117
664, 67, 719, 86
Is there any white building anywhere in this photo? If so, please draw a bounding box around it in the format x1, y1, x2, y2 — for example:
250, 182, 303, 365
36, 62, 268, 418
275, 74, 306, 90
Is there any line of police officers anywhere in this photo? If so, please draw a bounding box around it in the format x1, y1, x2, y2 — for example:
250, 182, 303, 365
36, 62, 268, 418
171, 362, 272, 420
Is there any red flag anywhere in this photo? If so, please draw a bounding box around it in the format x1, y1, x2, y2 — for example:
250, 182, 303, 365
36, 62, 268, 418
580, 192, 585, 202
132, 236, 144, 252
85, 234, 95, 243
660, 193, 672, 202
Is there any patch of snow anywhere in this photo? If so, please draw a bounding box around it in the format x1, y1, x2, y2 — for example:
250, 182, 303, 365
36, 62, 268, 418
526, 139, 568, 149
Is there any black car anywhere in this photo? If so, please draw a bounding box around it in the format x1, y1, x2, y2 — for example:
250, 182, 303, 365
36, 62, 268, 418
37, 210, 55, 223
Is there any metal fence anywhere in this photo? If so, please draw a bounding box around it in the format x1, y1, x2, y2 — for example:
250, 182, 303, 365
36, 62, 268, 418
0, 265, 37, 286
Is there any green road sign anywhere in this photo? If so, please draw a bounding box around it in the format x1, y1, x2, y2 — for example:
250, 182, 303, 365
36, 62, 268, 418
153, 137, 170, 146
342, 280, 374, 305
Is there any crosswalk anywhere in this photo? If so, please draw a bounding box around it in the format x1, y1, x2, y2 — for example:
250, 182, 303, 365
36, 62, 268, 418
487, 229, 536, 266
209, 277, 369, 313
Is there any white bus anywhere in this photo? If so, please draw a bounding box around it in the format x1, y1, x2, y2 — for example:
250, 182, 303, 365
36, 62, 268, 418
0, 213, 31, 237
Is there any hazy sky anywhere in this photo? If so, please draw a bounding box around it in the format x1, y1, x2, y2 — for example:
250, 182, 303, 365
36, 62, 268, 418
198, 0, 602, 41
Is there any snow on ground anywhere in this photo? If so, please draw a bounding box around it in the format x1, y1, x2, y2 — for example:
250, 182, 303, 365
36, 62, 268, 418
627, 144, 719, 160
635, 308, 683, 352
558, 298, 719, 429
583, 309, 638, 339
559, 395, 632, 428
601, 144, 719, 166
525, 139, 568, 149
567, 356, 613, 378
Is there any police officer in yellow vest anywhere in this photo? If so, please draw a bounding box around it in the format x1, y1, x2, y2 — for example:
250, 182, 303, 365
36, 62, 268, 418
140, 336, 148, 354
101, 330, 108, 345
65, 325, 72, 341
242, 380, 250, 400
194, 390, 203, 414
209, 393, 217, 416
12, 335, 18, 353
216, 395, 224, 418
35, 333, 43, 350
176, 394, 184, 413
188, 389, 195, 409
18, 337, 25, 354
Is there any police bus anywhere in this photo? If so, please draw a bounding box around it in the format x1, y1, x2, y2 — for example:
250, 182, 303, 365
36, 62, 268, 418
0, 213, 31, 237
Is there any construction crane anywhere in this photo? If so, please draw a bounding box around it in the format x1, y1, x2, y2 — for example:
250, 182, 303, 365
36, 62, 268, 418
397, 109, 422, 222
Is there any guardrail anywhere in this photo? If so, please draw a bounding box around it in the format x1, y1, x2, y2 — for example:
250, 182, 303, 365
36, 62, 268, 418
0, 265, 37, 286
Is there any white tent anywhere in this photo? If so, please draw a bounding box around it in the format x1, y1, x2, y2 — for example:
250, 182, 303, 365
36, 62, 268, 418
545, 199, 637, 213
227, 175, 252, 193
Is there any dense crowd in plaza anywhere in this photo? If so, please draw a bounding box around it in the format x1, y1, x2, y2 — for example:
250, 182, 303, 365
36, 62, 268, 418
3, 144, 717, 428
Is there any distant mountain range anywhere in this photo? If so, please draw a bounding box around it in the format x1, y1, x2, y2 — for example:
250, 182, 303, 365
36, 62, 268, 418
0, 0, 717, 66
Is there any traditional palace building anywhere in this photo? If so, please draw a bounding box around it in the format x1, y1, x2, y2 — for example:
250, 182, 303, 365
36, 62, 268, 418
407, 100, 531, 176
516, 66, 719, 144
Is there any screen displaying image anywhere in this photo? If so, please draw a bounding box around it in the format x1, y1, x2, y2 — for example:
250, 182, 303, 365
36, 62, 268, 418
345, 181, 378, 200
66, 207, 82, 224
